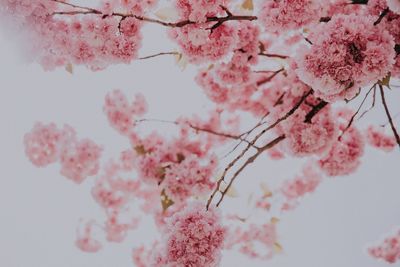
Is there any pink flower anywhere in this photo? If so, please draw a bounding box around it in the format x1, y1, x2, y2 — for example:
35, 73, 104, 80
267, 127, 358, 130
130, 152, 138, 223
259, 0, 322, 32
369, 228, 400, 263
281, 163, 322, 203
295, 14, 395, 102
103, 89, 147, 135
366, 125, 397, 152
59, 139, 103, 184
24, 122, 68, 167
24, 123, 101, 183
159, 202, 226, 267
169, 24, 236, 63
164, 156, 216, 202
175, 0, 225, 22
282, 109, 336, 156
75, 220, 102, 253
318, 125, 365, 177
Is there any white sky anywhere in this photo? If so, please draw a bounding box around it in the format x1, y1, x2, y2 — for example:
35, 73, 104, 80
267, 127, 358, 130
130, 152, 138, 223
1, 17, 400, 267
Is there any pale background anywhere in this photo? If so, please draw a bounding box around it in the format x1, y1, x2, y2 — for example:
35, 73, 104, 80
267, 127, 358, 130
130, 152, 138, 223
1, 17, 400, 267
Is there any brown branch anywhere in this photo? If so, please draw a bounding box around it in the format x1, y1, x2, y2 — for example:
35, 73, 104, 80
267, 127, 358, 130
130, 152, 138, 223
134, 118, 255, 146
379, 85, 400, 148
358, 86, 377, 120
258, 53, 289, 59
206, 89, 313, 209
138, 52, 179, 60
52, 0, 98, 12
188, 124, 258, 148
52, 1, 257, 28
215, 134, 286, 207
256, 68, 284, 86
339, 84, 376, 139
374, 8, 389, 26
304, 100, 328, 123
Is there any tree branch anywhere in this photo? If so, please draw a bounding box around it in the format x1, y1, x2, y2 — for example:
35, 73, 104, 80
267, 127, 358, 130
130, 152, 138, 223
52, 0, 257, 28
138, 52, 179, 60
379, 85, 400, 148
339, 84, 376, 139
215, 134, 286, 207
206, 89, 313, 209
304, 100, 328, 123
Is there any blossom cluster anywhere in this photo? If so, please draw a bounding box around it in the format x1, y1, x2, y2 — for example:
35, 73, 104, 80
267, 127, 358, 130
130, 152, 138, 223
369, 228, 400, 263
24, 122, 102, 183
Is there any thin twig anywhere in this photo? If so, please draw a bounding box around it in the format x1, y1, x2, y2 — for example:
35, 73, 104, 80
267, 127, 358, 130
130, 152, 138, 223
358, 86, 377, 120
215, 134, 286, 207
256, 68, 284, 86
379, 85, 400, 148
138, 52, 179, 60
206, 89, 313, 209
339, 84, 376, 139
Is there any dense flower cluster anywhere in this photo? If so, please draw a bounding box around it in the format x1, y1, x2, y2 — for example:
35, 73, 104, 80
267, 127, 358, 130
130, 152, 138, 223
259, 0, 322, 32
169, 24, 236, 63
282, 109, 336, 156
296, 14, 395, 102
318, 117, 365, 177
175, 0, 225, 22
158, 203, 226, 267
0, 0, 157, 70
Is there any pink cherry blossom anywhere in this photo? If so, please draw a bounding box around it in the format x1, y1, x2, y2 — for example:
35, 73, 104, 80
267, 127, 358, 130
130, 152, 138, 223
369, 228, 400, 263
164, 155, 216, 202
24, 123, 102, 183
75, 220, 102, 253
366, 125, 397, 152
281, 163, 323, 209
318, 122, 365, 177
59, 138, 102, 184
103, 89, 147, 135
159, 202, 226, 267
169, 23, 236, 63
296, 14, 395, 102
175, 0, 225, 22
259, 0, 322, 32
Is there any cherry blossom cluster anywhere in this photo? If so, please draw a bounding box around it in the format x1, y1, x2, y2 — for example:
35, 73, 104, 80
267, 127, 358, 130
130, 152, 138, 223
295, 14, 395, 102
24, 122, 102, 183
369, 228, 400, 263
157, 203, 226, 267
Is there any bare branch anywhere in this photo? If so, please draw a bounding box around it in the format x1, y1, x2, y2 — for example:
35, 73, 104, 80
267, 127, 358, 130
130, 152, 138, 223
207, 89, 313, 209
215, 134, 286, 207
256, 68, 284, 86
258, 52, 289, 59
379, 85, 400, 148
304, 100, 328, 123
339, 84, 376, 139
138, 52, 179, 60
